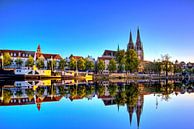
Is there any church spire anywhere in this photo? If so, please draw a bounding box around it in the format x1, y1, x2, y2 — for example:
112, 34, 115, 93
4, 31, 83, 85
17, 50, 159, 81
127, 31, 134, 50
136, 27, 141, 43
37, 44, 41, 53
135, 27, 144, 61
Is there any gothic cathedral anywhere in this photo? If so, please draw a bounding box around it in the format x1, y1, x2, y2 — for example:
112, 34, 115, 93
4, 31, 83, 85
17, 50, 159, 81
127, 28, 144, 61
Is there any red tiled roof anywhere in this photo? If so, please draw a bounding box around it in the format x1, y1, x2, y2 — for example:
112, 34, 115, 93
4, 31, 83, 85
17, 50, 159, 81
43, 54, 62, 60
98, 56, 114, 61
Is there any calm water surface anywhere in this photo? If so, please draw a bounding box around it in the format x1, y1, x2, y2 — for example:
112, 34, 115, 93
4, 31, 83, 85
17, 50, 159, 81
0, 80, 194, 129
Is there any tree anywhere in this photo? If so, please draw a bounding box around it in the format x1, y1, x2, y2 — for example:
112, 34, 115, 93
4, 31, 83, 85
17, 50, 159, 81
26, 89, 34, 101
36, 57, 45, 69
26, 55, 34, 67
125, 49, 139, 73
47, 60, 57, 70
59, 59, 66, 70
97, 60, 105, 73
15, 58, 23, 68
15, 90, 23, 98
174, 60, 182, 74
3, 89, 12, 104
77, 58, 86, 70
154, 60, 162, 76
108, 59, 117, 73
144, 62, 154, 74
85, 59, 95, 71
161, 54, 173, 77
3, 52, 12, 66
69, 57, 76, 70
116, 50, 125, 72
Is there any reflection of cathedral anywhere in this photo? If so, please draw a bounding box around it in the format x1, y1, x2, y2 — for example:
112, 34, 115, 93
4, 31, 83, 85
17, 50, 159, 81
127, 94, 144, 128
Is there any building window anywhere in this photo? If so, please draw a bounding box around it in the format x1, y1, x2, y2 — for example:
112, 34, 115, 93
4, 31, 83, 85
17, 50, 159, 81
10, 53, 13, 56
14, 53, 16, 56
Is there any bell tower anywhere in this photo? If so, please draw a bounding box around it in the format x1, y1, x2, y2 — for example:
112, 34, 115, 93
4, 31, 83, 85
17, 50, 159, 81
37, 44, 41, 53
135, 28, 144, 61
127, 31, 135, 50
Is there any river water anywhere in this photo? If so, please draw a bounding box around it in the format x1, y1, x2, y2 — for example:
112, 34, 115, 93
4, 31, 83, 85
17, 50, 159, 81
0, 79, 193, 129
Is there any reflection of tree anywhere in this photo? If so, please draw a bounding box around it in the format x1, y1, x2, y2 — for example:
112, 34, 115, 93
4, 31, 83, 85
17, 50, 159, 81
58, 86, 66, 96
97, 85, 105, 97
15, 90, 23, 98
115, 90, 127, 106
77, 86, 86, 98
108, 85, 118, 97
125, 85, 139, 107
36, 87, 45, 97
47, 86, 57, 96
161, 82, 174, 101
3, 89, 12, 104
26, 89, 34, 101
86, 86, 95, 97
70, 86, 77, 98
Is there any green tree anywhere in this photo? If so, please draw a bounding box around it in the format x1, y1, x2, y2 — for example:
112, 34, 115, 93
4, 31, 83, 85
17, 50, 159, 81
36, 57, 45, 69
26, 55, 34, 67
15, 90, 23, 98
59, 59, 66, 70
125, 49, 139, 73
116, 50, 125, 72
144, 62, 153, 74
161, 54, 173, 77
108, 59, 117, 73
97, 60, 105, 73
15, 58, 23, 68
3, 53, 12, 66
3, 89, 12, 104
26, 89, 34, 101
173, 60, 182, 74
85, 59, 95, 71
154, 60, 162, 76
69, 57, 76, 70
77, 58, 86, 70
47, 60, 57, 70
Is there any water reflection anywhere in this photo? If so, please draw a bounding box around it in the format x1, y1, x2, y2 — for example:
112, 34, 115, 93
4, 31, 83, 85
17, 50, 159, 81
0, 79, 193, 129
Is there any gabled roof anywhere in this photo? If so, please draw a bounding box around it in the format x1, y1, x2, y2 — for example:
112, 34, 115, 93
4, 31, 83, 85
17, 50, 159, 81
103, 50, 117, 56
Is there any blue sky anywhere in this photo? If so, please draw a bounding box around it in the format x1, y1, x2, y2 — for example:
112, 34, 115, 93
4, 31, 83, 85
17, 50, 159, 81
0, 0, 194, 62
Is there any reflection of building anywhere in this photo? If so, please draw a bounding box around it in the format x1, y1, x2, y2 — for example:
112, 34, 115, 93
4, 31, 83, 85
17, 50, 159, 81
127, 94, 144, 128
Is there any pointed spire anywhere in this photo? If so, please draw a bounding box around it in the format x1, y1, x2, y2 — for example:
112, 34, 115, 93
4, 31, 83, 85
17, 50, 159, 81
37, 44, 41, 53
127, 105, 134, 126
136, 27, 141, 43
127, 30, 134, 50
117, 104, 120, 112
129, 31, 133, 43
117, 44, 120, 51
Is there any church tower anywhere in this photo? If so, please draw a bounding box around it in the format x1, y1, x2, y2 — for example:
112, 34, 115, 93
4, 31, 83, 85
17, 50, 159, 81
127, 31, 135, 50
37, 44, 41, 53
135, 28, 144, 61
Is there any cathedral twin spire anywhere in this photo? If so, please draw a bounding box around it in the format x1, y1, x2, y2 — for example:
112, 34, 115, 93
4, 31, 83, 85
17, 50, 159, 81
127, 28, 143, 51
127, 28, 144, 61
